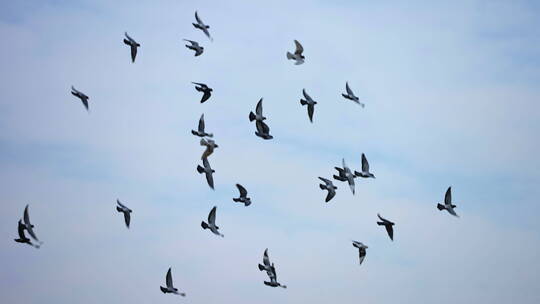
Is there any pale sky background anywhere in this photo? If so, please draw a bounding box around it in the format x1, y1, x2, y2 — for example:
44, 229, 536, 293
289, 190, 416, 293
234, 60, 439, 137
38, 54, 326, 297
1, 0, 540, 303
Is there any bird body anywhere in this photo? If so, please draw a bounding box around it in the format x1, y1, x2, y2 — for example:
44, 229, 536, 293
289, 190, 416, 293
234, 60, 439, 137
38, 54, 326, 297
250, 99, 273, 139
259, 248, 287, 288
14, 219, 39, 248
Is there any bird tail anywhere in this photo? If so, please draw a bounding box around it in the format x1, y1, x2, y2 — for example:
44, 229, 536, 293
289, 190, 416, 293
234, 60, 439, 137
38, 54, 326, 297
258, 264, 266, 271
300, 99, 307, 105
437, 204, 445, 211
249, 111, 256, 121
354, 171, 362, 177
286, 52, 294, 60
191, 130, 198, 136
197, 165, 205, 173
116, 206, 123, 212
319, 184, 326, 190
233, 198, 241, 202
201, 221, 209, 229
160, 286, 167, 293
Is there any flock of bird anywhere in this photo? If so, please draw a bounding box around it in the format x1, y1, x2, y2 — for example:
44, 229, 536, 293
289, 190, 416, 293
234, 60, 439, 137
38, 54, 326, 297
14, 10, 461, 298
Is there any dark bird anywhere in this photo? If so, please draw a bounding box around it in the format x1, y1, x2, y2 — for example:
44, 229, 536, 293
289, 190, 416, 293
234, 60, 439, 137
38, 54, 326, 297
201, 206, 223, 237
192, 11, 212, 41
342, 82, 364, 107
258, 248, 287, 288
71, 86, 89, 111
123, 32, 140, 63
197, 157, 215, 190
183, 39, 204, 56
255, 120, 273, 140
14, 219, 39, 248
258, 248, 273, 273
22, 204, 42, 244
286, 40, 305, 65
233, 184, 251, 206
318, 177, 337, 202
200, 138, 218, 159
249, 98, 266, 122
352, 240, 368, 265
333, 159, 357, 195
192, 82, 213, 103
300, 89, 317, 122
437, 187, 459, 217
377, 213, 395, 241
160, 267, 186, 296
191, 114, 213, 137
116, 199, 132, 229
354, 153, 375, 178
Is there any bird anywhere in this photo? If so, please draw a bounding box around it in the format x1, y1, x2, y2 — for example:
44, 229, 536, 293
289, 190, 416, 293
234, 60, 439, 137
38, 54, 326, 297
341, 82, 364, 107
200, 138, 218, 159
123, 32, 140, 63
437, 186, 459, 217
258, 248, 287, 288
201, 206, 223, 237
258, 248, 273, 273
14, 219, 39, 248
192, 82, 213, 103
183, 39, 204, 56
300, 89, 317, 123
22, 204, 42, 244
249, 98, 266, 122
233, 184, 251, 206
318, 177, 337, 202
116, 199, 132, 229
71, 86, 89, 111
191, 114, 213, 138
286, 40, 305, 65
192, 11, 212, 41
352, 240, 368, 265
196, 157, 215, 190
377, 214, 395, 241
333, 159, 357, 195
354, 153, 375, 178
255, 120, 273, 140
160, 267, 186, 296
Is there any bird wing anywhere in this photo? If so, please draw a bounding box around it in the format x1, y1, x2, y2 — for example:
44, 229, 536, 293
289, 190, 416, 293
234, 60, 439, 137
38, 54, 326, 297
236, 184, 248, 197
183, 39, 195, 45
318, 177, 330, 184
124, 32, 134, 42
256, 120, 270, 134
358, 247, 366, 264
17, 219, 27, 239
166, 268, 173, 288
346, 82, 354, 96
362, 153, 369, 172
23, 205, 32, 227
447, 207, 459, 217
445, 187, 452, 205
263, 248, 271, 267
385, 225, 394, 241
203, 156, 211, 169
81, 98, 89, 111
208, 206, 217, 224
342, 158, 347, 169
195, 11, 203, 24
116, 199, 128, 209
377, 213, 386, 222
256, 98, 263, 115
124, 211, 131, 228
198, 114, 205, 132
71, 86, 80, 94
206, 171, 214, 189
130, 45, 137, 62
294, 40, 304, 55
192, 82, 205, 87
302, 89, 312, 101
201, 90, 211, 103
326, 188, 336, 202
307, 103, 314, 122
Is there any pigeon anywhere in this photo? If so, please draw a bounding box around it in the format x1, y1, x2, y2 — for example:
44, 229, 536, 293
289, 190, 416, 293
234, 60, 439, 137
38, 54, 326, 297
183, 39, 204, 56
377, 214, 395, 241
354, 153, 375, 178
318, 177, 337, 202
352, 240, 368, 265
333, 159, 357, 195
255, 120, 273, 140
116, 199, 132, 229
233, 184, 251, 206
249, 98, 266, 122
196, 157, 215, 190
258, 248, 273, 273
160, 267, 186, 296
286, 40, 305, 65
258, 248, 287, 288
192, 11, 212, 41
192, 82, 213, 103
437, 187, 459, 217
300, 89, 317, 123
200, 138, 218, 159
123, 32, 140, 63
201, 206, 223, 237
22, 205, 42, 244
342, 82, 364, 107
14, 219, 39, 248
191, 114, 213, 138
71, 86, 89, 111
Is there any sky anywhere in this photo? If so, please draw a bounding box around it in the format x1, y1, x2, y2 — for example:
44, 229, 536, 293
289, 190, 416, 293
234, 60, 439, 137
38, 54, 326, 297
1, 0, 539, 303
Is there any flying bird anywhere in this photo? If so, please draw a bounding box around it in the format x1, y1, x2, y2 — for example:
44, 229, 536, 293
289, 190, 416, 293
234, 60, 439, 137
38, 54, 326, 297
333, 159, 357, 195
286, 40, 305, 65
116, 199, 132, 229
249, 98, 266, 122
196, 157, 215, 190
233, 184, 251, 206
184, 39, 204, 56
200, 138, 218, 159
258, 248, 287, 288
192, 11, 212, 41
318, 177, 337, 202
342, 82, 364, 107
14, 219, 39, 248
201, 206, 223, 237
71, 86, 89, 111
352, 240, 368, 265
160, 267, 186, 296
192, 82, 213, 103
377, 214, 395, 241
123, 32, 140, 63
354, 153, 375, 178
255, 120, 273, 140
300, 89, 317, 123
258, 248, 273, 273
437, 187, 459, 217
191, 114, 213, 138
22, 205, 42, 244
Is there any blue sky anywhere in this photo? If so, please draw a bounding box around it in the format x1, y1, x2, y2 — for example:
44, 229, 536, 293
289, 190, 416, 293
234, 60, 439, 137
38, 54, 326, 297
1, 0, 539, 303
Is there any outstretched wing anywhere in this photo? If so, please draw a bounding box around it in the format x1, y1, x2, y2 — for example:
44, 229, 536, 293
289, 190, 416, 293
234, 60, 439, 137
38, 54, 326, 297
116, 199, 128, 209
445, 187, 452, 205
263, 248, 271, 267
124, 32, 133, 42
195, 11, 203, 24
166, 268, 173, 288
130, 44, 137, 62
318, 177, 330, 184
23, 205, 32, 227
256, 98, 263, 115
302, 89, 311, 101
198, 114, 205, 132
377, 213, 386, 222
385, 225, 394, 241
294, 40, 304, 55
361, 153, 369, 172
236, 184, 248, 197
307, 104, 314, 122
325, 188, 336, 202
201, 90, 211, 103
123, 212, 131, 228
345, 82, 354, 96
208, 206, 217, 224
